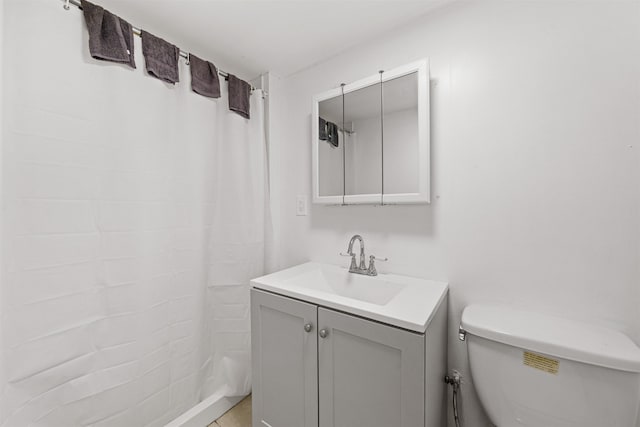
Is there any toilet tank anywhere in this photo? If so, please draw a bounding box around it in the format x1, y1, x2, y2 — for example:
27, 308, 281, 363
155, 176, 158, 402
461, 305, 640, 427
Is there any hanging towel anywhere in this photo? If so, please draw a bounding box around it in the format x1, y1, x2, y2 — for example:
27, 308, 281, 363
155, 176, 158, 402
326, 122, 339, 148
80, 0, 136, 69
228, 74, 251, 119
189, 54, 221, 98
319, 117, 328, 141
141, 31, 180, 84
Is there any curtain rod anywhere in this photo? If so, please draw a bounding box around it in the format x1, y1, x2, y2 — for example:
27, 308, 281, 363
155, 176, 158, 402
63, 0, 259, 91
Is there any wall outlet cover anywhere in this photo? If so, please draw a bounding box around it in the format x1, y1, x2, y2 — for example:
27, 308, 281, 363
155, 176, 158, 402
296, 195, 309, 216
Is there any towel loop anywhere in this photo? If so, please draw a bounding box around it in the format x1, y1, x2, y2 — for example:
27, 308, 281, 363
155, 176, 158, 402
63, 0, 70, 10
185, 54, 190, 66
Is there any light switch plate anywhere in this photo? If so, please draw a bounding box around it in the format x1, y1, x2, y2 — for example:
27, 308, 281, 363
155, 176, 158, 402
296, 195, 308, 216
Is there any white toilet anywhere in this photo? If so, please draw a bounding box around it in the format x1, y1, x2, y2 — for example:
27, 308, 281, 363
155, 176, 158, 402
460, 305, 640, 427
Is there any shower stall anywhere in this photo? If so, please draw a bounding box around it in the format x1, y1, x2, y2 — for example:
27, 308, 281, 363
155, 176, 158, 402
0, 1, 267, 425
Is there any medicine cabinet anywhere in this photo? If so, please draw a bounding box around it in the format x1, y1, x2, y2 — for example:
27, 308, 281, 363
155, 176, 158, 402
311, 59, 430, 205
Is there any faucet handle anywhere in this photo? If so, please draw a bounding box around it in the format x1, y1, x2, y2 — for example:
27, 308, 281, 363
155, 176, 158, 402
340, 252, 358, 272
367, 255, 387, 276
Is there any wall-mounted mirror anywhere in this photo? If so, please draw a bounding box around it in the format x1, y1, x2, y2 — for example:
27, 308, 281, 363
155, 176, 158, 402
312, 59, 430, 205
316, 90, 344, 201
344, 81, 382, 200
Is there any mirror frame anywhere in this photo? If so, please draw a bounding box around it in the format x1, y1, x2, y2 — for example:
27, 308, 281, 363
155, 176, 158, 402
311, 59, 430, 205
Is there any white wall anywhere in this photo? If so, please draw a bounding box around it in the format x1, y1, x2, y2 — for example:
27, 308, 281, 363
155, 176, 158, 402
269, 1, 640, 426
0, 0, 4, 422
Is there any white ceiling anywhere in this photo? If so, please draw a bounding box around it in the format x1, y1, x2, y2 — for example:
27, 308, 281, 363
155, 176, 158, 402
93, 0, 451, 80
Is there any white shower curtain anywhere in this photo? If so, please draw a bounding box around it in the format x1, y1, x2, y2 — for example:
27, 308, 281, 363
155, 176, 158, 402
1, 1, 266, 426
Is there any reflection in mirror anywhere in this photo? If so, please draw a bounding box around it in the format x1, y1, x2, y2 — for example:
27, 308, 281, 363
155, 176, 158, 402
312, 59, 429, 205
344, 82, 382, 196
383, 72, 419, 194
318, 95, 343, 197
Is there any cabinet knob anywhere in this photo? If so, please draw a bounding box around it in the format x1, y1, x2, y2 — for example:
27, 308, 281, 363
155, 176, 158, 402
304, 323, 313, 333
319, 329, 328, 339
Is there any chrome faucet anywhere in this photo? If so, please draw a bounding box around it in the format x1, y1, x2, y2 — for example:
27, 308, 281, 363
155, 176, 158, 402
340, 235, 387, 276
347, 235, 366, 271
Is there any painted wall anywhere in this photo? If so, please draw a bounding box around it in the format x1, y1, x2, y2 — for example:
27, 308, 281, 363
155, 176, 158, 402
268, 1, 640, 425
0, 1, 4, 422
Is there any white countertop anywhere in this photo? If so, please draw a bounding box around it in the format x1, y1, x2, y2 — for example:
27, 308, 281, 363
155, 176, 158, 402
251, 262, 448, 333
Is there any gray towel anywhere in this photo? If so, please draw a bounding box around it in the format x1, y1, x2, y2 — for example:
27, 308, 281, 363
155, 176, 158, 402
81, 0, 135, 69
326, 122, 339, 148
319, 117, 328, 141
189, 54, 221, 98
228, 74, 251, 119
141, 31, 180, 84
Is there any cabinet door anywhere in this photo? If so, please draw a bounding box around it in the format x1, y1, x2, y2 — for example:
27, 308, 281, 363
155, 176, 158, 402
318, 308, 425, 427
251, 289, 318, 427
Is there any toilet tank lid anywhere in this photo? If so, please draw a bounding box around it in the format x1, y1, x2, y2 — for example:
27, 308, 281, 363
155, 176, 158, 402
461, 305, 640, 373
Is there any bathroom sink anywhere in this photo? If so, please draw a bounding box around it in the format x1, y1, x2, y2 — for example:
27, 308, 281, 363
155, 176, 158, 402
284, 267, 406, 306
251, 262, 448, 332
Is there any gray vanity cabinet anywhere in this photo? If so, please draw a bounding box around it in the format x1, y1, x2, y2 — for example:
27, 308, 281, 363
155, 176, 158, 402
251, 289, 430, 427
251, 289, 318, 427
318, 307, 425, 427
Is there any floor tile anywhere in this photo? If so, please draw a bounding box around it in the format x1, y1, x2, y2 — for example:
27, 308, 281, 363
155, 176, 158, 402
215, 395, 252, 427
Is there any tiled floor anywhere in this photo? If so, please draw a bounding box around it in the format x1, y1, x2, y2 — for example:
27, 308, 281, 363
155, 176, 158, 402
208, 395, 252, 427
